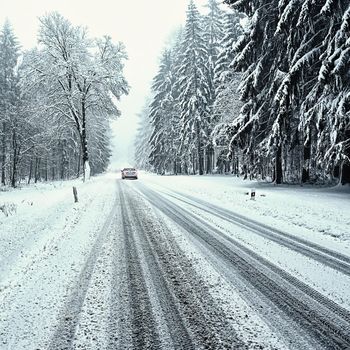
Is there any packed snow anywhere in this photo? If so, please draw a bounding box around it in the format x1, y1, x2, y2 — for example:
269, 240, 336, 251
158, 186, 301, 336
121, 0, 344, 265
0, 171, 349, 349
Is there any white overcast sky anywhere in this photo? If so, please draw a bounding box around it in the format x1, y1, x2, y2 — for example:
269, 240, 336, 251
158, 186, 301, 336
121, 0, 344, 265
0, 0, 221, 167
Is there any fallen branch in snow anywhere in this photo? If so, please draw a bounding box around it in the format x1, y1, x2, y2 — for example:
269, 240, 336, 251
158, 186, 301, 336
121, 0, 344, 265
21, 200, 33, 206
0, 203, 17, 217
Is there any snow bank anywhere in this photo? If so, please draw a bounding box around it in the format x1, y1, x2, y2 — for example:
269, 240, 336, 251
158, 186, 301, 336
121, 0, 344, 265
140, 172, 350, 251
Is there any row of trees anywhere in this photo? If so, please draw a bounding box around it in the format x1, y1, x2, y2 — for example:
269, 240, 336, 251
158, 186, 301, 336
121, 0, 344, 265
136, 0, 350, 185
135, 0, 243, 176
223, 0, 350, 184
0, 13, 128, 187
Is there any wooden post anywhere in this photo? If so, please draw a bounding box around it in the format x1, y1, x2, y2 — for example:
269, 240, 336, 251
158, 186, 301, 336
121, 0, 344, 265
250, 188, 256, 200
73, 186, 78, 203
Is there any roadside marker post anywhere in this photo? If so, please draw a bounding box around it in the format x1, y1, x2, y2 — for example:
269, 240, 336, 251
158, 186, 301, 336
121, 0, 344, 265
73, 186, 78, 203
250, 188, 256, 200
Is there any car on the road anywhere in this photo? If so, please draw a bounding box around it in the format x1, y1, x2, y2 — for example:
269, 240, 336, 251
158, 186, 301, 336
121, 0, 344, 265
121, 168, 138, 180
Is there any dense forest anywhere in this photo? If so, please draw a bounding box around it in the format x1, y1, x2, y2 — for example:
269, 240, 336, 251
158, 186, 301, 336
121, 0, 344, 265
135, 0, 350, 185
2, 1, 349, 187
0, 13, 128, 187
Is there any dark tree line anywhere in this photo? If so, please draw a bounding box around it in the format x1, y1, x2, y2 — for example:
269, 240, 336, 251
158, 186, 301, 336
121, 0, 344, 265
136, 0, 350, 185
0, 14, 128, 187
224, 0, 350, 184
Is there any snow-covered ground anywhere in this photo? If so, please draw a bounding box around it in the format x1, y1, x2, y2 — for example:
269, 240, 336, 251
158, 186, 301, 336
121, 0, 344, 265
139, 172, 350, 306
0, 174, 117, 283
0, 171, 349, 349
140, 172, 350, 247
0, 173, 118, 348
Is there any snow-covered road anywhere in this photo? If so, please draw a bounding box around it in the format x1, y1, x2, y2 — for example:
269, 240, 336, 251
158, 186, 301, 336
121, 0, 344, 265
0, 173, 349, 349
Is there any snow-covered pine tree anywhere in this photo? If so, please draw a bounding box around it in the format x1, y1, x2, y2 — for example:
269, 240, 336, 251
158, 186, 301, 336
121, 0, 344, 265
212, 9, 244, 174
212, 72, 243, 174
8, 67, 25, 187
223, 0, 350, 185
273, 0, 332, 184
168, 29, 186, 174
224, 0, 289, 183
134, 100, 153, 171
214, 10, 243, 95
301, 2, 350, 184
224, 0, 334, 184
149, 49, 180, 174
202, 0, 226, 173
177, 0, 210, 175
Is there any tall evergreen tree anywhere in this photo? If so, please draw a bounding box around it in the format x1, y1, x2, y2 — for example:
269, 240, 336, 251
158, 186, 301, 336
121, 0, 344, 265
177, 0, 210, 175
149, 49, 181, 174
203, 0, 225, 105
225, 0, 290, 183
202, 0, 226, 173
301, 2, 350, 184
214, 10, 243, 93
211, 9, 244, 174
224, 0, 350, 184
134, 100, 153, 171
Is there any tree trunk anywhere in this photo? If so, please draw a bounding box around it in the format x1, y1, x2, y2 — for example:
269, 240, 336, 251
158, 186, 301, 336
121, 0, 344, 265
196, 121, 204, 175
275, 144, 283, 184
81, 100, 90, 182
192, 153, 196, 175
60, 141, 64, 180
206, 145, 213, 174
28, 159, 33, 185
340, 130, 350, 184
1, 122, 6, 186
11, 128, 18, 188
35, 158, 40, 183
340, 161, 350, 185
302, 135, 311, 183
11, 154, 17, 188
77, 149, 81, 178
243, 164, 248, 180
45, 158, 48, 182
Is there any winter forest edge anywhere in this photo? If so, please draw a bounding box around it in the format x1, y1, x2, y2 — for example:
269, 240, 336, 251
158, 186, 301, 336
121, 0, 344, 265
1, 0, 350, 188
135, 0, 350, 186
0, 12, 129, 187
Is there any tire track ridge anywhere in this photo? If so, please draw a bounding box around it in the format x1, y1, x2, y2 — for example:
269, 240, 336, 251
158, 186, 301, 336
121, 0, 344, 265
158, 188, 350, 275
118, 182, 161, 349
171, 189, 350, 267
121, 182, 195, 349
136, 183, 350, 350
125, 181, 247, 350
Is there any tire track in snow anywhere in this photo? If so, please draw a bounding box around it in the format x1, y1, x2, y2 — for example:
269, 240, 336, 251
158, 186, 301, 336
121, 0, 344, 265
120, 180, 245, 349
114, 181, 195, 349
115, 183, 162, 350
159, 188, 350, 277
48, 200, 117, 350
135, 182, 350, 350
